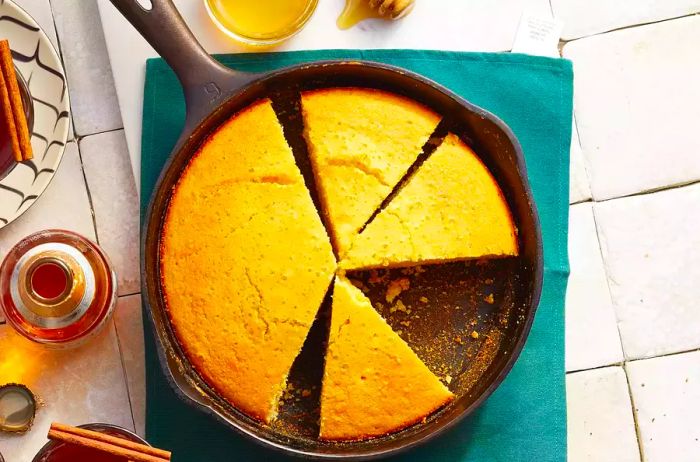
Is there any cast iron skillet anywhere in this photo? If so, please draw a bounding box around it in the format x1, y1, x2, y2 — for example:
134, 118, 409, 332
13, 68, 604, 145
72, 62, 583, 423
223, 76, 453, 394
111, 0, 543, 459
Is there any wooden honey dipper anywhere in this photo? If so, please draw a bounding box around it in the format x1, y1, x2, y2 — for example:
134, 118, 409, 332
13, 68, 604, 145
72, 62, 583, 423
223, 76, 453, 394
337, 0, 416, 29
368, 0, 415, 19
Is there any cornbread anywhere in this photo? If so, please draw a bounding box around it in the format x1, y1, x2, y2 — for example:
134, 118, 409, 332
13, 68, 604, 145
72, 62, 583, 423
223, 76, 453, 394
161, 99, 335, 423
320, 277, 454, 440
301, 88, 440, 257
340, 133, 517, 270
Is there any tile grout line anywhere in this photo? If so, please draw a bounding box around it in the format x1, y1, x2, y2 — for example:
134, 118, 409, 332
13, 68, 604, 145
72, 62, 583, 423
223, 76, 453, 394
567, 344, 700, 376
571, 113, 595, 200
569, 197, 593, 206
590, 205, 626, 359
111, 315, 139, 434
75, 125, 126, 142
75, 143, 101, 244
118, 291, 142, 299
566, 361, 624, 375
560, 11, 700, 44
622, 363, 646, 462
46, 0, 78, 143
627, 346, 700, 364
526, 165, 698, 208
46, 0, 63, 61
593, 178, 700, 204
590, 205, 645, 460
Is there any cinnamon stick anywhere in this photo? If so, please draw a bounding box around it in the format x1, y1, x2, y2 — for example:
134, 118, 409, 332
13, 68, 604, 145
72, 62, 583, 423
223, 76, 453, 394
0, 40, 32, 161
0, 58, 20, 162
48, 422, 171, 462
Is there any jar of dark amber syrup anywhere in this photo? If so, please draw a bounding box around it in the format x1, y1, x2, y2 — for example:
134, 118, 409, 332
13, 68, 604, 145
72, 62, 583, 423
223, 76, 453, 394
0, 229, 117, 348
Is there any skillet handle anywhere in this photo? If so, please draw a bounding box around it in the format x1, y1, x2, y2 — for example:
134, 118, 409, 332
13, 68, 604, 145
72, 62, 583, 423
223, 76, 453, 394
109, 0, 255, 133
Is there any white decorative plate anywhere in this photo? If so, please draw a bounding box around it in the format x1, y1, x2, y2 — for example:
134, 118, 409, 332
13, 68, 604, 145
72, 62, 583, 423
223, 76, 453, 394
0, 0, 70, 229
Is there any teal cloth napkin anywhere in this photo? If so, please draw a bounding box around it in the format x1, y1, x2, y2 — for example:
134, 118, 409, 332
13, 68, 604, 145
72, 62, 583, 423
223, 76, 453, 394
140, 49, 572, 461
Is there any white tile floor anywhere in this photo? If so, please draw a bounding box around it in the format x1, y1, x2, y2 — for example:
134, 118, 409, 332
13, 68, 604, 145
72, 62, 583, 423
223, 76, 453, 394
568, 118, 592, 205
563, 15, 700, 201
0, 323, 133, 460
79, 130, 140, 296
627, 352, 700, 461
50, 0, 123, 136
551, 0, 700, 40
1, 1, 700, 461
595, 184, 700, 360
566, 367, 640, 462
565, 203, 623, 372
113, 294, 146, 437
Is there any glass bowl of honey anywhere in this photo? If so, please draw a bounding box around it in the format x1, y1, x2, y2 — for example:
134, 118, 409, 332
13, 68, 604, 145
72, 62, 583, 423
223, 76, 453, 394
203, 0, 318, 46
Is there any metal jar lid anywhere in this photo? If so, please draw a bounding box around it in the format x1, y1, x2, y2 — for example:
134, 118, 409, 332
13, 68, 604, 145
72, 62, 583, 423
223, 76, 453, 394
0, 383, 37, 433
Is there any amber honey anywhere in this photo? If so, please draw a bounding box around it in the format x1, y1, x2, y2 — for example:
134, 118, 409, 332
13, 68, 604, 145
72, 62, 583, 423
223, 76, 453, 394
337, 0, 382, 30
337, 0, 415, 30
204, 0, 318, 45
0, 229, 117, 348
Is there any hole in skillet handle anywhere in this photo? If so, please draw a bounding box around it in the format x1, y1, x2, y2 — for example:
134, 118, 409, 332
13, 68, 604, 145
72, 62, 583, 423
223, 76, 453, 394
134, 0, 153, 9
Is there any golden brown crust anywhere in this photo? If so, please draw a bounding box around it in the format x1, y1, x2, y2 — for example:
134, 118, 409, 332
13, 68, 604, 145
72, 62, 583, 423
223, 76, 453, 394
301, 87, 440, 122
319, 277, 454, 441
159, 91, 516, 439
160, 98, 335, 423
340, 133, 518, 270
301, 87, 441, 257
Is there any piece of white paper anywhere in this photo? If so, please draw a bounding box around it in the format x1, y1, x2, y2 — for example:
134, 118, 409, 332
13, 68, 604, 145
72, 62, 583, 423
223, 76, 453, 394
512, 13, 563, 57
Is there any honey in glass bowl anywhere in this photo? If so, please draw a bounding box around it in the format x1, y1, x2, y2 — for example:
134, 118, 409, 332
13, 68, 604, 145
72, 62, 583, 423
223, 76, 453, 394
204, 0, 318, 45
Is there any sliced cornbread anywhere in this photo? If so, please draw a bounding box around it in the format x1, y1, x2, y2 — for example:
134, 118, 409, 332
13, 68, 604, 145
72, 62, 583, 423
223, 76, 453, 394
161, 99, 336, 423
301, 88, 441, 257
340, 133, 517, 270
320, 277, 454, 440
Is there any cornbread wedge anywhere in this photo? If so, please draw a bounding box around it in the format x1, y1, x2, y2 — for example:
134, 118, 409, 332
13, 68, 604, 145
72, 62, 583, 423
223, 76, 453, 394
161, 100, 336, 423
301, 88, 440, 257
340, 133, 517, 270
320, 277, 454, 440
